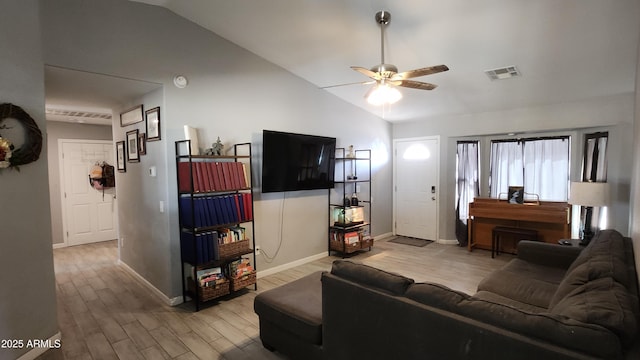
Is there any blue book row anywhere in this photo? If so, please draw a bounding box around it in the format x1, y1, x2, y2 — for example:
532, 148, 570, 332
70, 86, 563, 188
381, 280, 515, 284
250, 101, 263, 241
181, 231, 218, 265
180, 193, 252, 229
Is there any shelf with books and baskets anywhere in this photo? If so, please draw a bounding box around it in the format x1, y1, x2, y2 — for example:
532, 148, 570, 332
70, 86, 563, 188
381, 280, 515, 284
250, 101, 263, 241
328, 147, 373, 256
175, 140, 257, 310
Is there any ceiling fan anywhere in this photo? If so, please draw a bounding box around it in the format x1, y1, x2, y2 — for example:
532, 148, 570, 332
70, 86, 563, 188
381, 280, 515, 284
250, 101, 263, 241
327, 11, 449, 106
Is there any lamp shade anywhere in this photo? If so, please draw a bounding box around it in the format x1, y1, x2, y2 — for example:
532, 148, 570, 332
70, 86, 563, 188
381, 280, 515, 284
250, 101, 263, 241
568, 182, 610, 207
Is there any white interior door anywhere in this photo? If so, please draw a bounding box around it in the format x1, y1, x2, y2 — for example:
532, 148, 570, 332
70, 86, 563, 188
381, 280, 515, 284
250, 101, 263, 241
61, 140, 117, 246
394, 137, 439, 240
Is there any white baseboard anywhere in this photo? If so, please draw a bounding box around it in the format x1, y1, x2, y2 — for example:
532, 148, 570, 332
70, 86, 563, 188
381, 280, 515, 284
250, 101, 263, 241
17, 331, 61, 360
374, 232, 394, 240
117, 260, 183, 306
257, 251, 328, 279
52, 243, 66, 249
437, 239, 460, 245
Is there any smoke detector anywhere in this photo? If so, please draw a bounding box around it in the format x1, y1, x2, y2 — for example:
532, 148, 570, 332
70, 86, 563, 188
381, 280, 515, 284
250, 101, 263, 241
485, 66, 521, 81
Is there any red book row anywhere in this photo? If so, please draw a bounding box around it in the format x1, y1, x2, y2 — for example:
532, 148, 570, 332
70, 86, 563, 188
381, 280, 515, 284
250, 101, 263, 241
179, 161, 249, 193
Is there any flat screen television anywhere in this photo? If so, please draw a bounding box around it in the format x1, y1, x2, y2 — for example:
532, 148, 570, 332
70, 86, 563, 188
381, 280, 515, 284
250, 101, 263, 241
262, 130, 336, 193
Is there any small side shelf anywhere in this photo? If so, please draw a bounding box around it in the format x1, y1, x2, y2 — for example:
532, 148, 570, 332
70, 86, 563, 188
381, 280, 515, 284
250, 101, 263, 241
328, 148, 373, 257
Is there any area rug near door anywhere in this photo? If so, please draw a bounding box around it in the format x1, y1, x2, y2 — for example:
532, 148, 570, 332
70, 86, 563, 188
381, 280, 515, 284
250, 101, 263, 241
388, 236, 434, 247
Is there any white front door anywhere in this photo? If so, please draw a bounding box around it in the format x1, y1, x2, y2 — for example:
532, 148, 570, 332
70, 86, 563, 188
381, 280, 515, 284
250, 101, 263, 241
60, 140, 117, 246
394, 137, 439, 240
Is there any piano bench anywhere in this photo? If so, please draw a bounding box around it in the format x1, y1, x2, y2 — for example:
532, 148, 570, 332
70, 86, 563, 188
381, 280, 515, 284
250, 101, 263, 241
492, 226, 538, 258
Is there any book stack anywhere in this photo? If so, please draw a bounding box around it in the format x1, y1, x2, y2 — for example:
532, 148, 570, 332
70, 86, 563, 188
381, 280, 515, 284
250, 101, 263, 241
181, 226, 248, 265
218, 226, 245, 244
181, 231, 219, 265
178, 161, 249, 193
344, 231, 360, 245
229, 258, 253, 279
180, 193, 253, 228
196, 267, 225, 287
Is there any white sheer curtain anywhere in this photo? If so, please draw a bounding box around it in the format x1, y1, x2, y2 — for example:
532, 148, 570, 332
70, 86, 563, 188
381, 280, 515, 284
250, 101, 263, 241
523, 138, 570, 201
490, 137, 570, 201
456, 142, 479, 221
456, 141, 480, 246
489, 141, 523, 198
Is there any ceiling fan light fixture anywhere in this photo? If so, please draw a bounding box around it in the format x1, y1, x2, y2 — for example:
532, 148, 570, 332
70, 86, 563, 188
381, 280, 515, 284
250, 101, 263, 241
366, 83, 402, 106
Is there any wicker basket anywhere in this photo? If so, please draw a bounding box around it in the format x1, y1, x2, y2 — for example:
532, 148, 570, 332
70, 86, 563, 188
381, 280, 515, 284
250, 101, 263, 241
188, 278, 230, 301
230, 271, 257, 291
330, 238, 361, 253
218, 239, 251, 259
359, 238, 374, 249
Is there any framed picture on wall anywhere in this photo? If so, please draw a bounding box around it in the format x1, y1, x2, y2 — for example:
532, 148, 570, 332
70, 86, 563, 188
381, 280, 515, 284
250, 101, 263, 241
138, 132, 146, 155
146, 107, 161, 141
508, 186, 524, 204
120, 104, 144, 127
126, 129, 140, 162
116, 140, 126, 172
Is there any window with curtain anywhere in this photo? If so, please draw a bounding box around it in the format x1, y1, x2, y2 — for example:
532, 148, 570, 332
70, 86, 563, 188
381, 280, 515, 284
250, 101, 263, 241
455, 141, 480, 246
582, 132, 608, 229
489, 136, 570, 201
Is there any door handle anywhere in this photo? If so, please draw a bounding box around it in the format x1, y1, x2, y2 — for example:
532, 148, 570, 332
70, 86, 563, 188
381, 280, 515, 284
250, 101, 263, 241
432, 196, 436, 201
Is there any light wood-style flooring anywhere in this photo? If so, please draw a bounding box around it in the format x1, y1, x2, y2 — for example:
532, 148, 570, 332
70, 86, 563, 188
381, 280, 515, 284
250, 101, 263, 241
38, 237, 513, 359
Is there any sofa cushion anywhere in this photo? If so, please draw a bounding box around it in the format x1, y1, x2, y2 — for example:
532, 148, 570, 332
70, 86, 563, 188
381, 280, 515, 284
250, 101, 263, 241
254, 271, 323, 345
405, 282, 469, 310
405, 281, 622, 359
473, 291, 548, 314
330, 260, 414, 296
549, 229, 632, 309
549, 255, 630, 308
564, 229, 628, 278
550, 277, 638, 347
476, 268, 559, 309
501, 258, 567, 284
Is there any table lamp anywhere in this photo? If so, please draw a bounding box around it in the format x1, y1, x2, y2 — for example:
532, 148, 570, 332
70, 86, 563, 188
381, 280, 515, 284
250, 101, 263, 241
568, 181, 610, 245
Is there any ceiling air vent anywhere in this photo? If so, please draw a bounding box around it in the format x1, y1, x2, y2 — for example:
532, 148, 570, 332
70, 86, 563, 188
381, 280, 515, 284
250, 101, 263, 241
485, 66, 521, 81
45, 105, 113, 125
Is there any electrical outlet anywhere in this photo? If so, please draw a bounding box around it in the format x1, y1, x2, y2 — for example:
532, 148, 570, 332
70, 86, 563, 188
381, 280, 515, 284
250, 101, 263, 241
120, 237, 124, 248
255, 245, 261, 255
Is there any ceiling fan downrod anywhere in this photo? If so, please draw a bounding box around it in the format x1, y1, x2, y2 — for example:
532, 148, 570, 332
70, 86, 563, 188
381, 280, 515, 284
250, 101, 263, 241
376, 11, 390, 65
373, 11, 397, 75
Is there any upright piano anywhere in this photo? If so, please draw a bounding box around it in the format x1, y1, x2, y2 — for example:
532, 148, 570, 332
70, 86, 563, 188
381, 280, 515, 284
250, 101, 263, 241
467, 197, 571, 252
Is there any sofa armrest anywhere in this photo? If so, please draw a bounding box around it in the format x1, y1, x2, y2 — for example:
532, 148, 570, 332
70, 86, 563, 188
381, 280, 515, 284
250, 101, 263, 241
516, 241, 582, 269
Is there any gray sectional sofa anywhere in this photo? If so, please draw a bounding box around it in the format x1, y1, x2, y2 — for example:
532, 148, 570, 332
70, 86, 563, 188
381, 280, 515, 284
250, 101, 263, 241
254, 229, 640, 359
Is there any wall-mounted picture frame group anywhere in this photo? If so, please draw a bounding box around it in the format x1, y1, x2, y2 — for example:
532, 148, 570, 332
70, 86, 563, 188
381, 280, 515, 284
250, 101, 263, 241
146, 107, 161, 141
120, 104, 144, 127
126, 129, 140, 163
116, 141, 126, 172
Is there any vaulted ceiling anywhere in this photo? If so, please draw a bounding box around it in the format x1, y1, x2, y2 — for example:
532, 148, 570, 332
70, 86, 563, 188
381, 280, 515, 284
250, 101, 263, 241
128, 0, 640, 123
46, 1, 640, 124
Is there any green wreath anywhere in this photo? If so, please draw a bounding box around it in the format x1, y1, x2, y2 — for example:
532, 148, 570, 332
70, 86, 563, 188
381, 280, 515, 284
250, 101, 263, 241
0, 103, 42, 170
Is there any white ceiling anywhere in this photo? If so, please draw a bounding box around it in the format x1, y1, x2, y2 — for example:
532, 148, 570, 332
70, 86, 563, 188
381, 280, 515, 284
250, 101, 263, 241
129, 0, 640, 123
45, 66, 161, 125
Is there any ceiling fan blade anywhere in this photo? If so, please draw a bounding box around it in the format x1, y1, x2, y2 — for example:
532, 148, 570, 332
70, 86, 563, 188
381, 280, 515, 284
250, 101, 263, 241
351, 66, 382, 80
397, 80, 438, 90
321, 80, 375, 89
391, 65, 449, 80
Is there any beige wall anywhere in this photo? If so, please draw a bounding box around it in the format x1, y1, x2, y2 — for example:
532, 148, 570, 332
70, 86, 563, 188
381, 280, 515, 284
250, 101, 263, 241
0, 1, 59, 358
